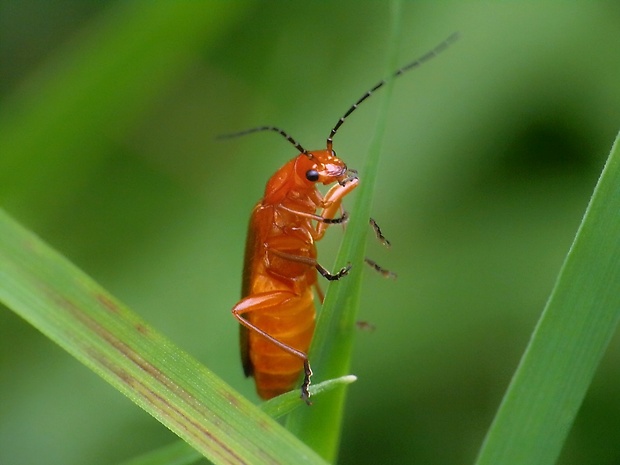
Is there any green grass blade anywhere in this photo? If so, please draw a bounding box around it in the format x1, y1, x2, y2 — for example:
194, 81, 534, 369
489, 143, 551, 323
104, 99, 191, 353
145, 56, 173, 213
474, 129, 620, 464
285, 1, 404, 460
116, 376, 357, 465
0, 209, 328, 465
261, 375, 358, 419
117, 441, 201, 465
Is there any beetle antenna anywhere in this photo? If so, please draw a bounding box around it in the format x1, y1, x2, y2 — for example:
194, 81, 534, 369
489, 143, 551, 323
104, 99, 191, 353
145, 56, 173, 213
218, 126, 308, 155
326, 32, 459, 152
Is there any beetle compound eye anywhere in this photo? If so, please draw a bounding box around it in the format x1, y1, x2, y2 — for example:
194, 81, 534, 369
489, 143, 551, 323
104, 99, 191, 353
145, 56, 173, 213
305, 169, 320, 182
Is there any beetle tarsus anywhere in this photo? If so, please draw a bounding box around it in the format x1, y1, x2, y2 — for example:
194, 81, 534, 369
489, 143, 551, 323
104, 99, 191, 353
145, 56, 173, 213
301, 360, 313, 405
369, 217, 391, 248
364, 258, 397, 279
338, 174, 358, 187
316, 263, 352, 281
322, 211, 348, 225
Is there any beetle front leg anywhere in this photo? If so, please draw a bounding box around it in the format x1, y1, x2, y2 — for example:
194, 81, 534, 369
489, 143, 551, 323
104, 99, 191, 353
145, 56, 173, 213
315, 177, 359, 238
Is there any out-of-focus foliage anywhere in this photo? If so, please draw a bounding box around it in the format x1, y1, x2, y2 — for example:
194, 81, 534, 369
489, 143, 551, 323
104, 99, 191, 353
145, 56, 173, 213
1, 2, 619, 464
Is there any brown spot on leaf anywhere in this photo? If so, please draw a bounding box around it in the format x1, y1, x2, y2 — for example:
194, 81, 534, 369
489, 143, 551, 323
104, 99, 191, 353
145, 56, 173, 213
135, 323, 149, 335
97, 292, 119, 313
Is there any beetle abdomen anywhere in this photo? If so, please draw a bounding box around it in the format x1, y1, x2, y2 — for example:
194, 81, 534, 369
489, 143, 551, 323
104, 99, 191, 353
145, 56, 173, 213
247, 289, 315, 399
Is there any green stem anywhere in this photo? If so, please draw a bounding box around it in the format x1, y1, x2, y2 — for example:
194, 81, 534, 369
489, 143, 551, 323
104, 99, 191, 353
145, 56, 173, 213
285, 1, 404, 461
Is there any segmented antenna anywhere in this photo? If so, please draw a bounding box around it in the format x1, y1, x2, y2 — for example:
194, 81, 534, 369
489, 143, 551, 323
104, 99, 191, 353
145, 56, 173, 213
217, 126, 308, 155
326, 32, 459, 151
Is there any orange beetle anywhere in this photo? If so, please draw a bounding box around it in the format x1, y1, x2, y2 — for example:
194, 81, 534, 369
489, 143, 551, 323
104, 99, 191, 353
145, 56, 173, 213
228, 33, 458, 402
232, 143, 356, 402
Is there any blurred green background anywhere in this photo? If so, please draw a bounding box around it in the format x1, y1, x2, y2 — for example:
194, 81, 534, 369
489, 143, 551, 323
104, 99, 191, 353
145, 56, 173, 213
2, 1, 620, 464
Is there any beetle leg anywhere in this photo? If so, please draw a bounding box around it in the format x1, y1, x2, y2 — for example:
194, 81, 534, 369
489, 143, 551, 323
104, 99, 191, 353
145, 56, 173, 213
232, 291, 313, 404
369, 217, 391, 247
300, 360, 313, 403
321, 211, 349, 225
270, 249, 351, 281
314, 281, 325, 304
365, 219, 396, 278
338, 170, 359, 186
316, 262, 352, 281
279, 205, 348, 225
316, 177, 359, 238
364, 257, 397, 279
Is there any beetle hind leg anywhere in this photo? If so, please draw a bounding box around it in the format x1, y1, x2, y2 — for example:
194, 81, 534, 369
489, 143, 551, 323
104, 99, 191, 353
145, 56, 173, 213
300, 360, 313, 404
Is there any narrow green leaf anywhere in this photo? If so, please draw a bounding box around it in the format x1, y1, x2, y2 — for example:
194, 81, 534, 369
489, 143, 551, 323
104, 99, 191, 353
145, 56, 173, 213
475, 130, 620, 464
117, 376, 357, 465
117, 441, 201, 465
285, 1, 404, 459
0, 209, 327, 465
262, 375, 357, 419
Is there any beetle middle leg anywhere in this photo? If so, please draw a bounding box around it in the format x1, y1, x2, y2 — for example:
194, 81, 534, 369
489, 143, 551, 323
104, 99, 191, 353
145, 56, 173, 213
369, 217, 391, 247
365, 218, 396, 278
280, 204, 349, 225
364, 257, 397, 279
270, 249, 351, 281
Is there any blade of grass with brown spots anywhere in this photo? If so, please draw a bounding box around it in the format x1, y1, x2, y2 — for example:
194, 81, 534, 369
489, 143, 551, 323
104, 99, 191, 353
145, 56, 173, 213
0, 208, 327, 465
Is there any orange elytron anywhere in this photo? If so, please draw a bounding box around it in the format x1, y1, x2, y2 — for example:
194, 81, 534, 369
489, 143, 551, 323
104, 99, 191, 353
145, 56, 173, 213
228, 33, 458, 403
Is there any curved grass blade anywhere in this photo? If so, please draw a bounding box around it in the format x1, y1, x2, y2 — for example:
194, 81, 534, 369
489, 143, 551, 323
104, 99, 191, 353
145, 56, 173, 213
117, 441, 201, 465
285, 1, 405, 460
117, 375, 357, 465
0, 208, 327, 465
475, 129, 620, 465
262, 375, 357, 419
